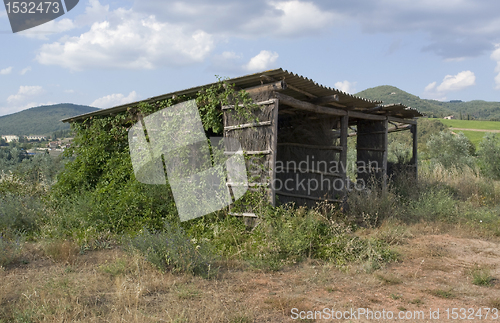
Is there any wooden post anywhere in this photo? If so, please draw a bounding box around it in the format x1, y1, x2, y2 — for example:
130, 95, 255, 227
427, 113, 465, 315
340, 115, 349, 182
411, 123, 418, 180
270, 99, 279, 206
383, 117, 389, 188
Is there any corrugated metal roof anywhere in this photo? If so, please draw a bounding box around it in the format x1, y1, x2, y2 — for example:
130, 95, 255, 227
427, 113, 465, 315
62, 68, 423, 123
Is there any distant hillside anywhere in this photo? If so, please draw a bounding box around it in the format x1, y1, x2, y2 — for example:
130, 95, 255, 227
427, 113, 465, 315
356, 86, 452, 117
356, 86, 500, 120
0, 104, 98, 136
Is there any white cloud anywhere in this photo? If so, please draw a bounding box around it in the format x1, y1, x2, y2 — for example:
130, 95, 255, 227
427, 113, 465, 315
437, 71, 476, 92
243, 50, 279, 71
36, 8, 215, 71
65, 89, 75, 94
129, 0, 500, 59
20, 66, 31, 75
491, 45, 500, 90
134, 0, 337, 38
423, 70, 476, 100
7, 86, 44, 104
91, 91, 138, 109
75, 0, 110, 26
334, 80, 357, 94
0, 67, 13, 75
270, 1, 336, 36
240, 0, 337, 37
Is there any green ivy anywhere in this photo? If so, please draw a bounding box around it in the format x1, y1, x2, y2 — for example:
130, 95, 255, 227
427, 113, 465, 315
50, 78, 259, 233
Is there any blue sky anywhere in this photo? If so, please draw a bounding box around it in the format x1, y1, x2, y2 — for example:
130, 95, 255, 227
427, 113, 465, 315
1, 0, 500, 116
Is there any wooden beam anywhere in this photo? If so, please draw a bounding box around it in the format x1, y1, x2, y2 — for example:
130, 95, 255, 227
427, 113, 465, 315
285, 84, 316, 99
224, 150, 272, 155
222, 99, 277, 110
278, 167, 343, 178
388, 116, 417, 125
278, 142, 343, 150
243, 80, 287, 95
310, 95, 340, 105
275, 191, 341, 203
349, 125, 411, 137
224, 121, 272, 131
348, 111, 387, 121
357, 147, 386, 152
275, 92, 347, 117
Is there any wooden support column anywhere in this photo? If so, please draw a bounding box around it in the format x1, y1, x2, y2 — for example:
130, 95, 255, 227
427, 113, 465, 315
411, 123, 418, 180
382, 117, 389, 188
340, 115, 349, 182
270, 99, 279, 206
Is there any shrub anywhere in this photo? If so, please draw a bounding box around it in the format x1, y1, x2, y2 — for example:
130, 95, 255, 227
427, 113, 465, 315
0, 234, 24, 266
241, 205, 396, 270
346, 183, 397, 227
477, 133, 500, 180
469, 265, 495, 286
426, 131, 475, 169
0, 172, 47, 237
127, 222, 217, 277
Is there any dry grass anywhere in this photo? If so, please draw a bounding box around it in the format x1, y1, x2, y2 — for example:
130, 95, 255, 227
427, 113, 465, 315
2, 227, 500, 322
41, 240, 80, 264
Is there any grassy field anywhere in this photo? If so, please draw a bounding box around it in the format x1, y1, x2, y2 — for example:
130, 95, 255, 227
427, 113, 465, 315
436, 118, 500, 146
438, 119, 500, 130
454, 130, 489, 146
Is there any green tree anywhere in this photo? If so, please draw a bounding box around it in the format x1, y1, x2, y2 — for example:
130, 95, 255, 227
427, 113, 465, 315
426, 131, 475, 169
477, 133, 500, 180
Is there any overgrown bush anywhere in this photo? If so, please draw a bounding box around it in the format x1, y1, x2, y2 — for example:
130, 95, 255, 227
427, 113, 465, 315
0, 172, 47, 237
346, 182, 397, 227
427, 131, 475, 169
477, 133, 500, 180
223, 205, 396, 271
127, 222, 217, 277
0, 234, 24, 267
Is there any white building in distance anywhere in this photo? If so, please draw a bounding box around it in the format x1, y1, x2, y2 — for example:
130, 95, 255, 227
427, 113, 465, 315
2, 135, 19, 143
25, 135, 47, 141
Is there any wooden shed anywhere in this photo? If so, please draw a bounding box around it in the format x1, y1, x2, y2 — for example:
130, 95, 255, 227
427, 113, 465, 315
63, 68, 423, 217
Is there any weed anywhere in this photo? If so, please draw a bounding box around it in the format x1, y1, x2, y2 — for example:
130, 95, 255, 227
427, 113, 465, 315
409, 298, 423, 305
42, 240, 79, 264
469, 265, 495, 286
99, 258, 129, 277
176, 286, 202, 300
376, 273, 402, 285
428, 289, 454, 299
488, 298, 500, 310
0, 233, 24, 266
127, 222, 217, 277
390, 293, 402, 300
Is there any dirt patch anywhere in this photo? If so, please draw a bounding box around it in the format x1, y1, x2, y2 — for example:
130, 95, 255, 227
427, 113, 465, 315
450, 127, 500, 133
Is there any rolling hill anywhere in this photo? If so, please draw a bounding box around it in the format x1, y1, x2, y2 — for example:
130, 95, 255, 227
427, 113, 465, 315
356, 86, 500, 120
0, 103, 99, 136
